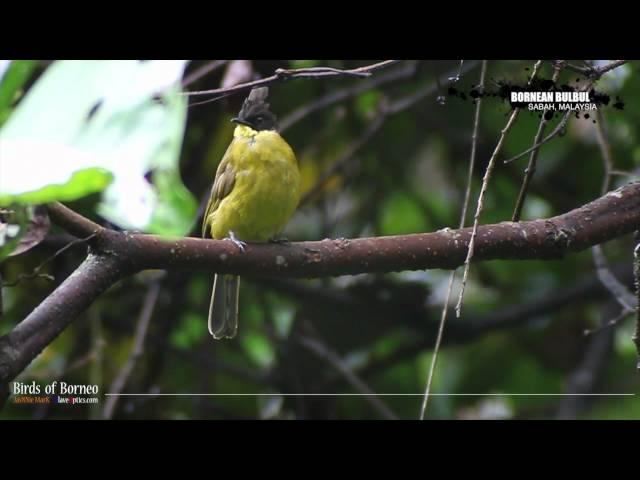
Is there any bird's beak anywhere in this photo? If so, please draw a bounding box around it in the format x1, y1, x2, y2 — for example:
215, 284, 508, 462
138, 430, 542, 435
231, 117, 251, 127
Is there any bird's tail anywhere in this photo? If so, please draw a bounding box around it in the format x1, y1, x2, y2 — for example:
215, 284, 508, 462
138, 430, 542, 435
208, 274, 240, 339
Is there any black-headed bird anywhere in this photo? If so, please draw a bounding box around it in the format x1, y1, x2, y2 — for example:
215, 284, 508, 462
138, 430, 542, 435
202, 87, 301, 339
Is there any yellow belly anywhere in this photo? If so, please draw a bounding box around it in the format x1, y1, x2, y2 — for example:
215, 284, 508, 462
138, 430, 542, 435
209, 128, 300, 242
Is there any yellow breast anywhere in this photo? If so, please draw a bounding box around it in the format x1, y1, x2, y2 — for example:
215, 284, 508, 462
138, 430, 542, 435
209, 126, 301, 241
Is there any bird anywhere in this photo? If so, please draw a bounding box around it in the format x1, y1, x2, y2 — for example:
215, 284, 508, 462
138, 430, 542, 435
202, 86, 301, 339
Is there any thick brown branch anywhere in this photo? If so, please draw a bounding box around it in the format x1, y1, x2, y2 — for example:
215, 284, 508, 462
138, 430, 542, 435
2, 182, 639, 389
0, 252, 130, 384
129, 182, 640, 277
46, 202, 103, 238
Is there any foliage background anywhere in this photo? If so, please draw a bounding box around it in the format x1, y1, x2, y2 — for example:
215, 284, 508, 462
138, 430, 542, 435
1, 59, 639, 419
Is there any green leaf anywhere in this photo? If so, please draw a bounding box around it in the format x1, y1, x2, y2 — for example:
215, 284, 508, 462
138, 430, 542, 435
145, 164, 198, 236
355, 91, 381, 118
170, 312, 206, 348
0, 60, 38, 127
379, 191, 428, 235
0, 161, 114, 206
0, 60, 196, 236
241, 332, 275, 368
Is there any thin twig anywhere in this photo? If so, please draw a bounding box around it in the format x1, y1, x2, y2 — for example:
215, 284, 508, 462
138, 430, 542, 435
592, 60, 629, 77
297, 335, 399, 420
505, 60, 630, 167
594, 110, 614, 195
448, 60, 465, 82
184, 61, 401, 99
1, 233, 96, 287
311, 263, 633, 387
299, 61, 482, 207
502, 111, 571, 165
593, 246, 636, 310
512, 64, 564, 221
385, 60, 479, 114
557, 305, 615, 420
279, 61, 419, 132
584, 307, 633, 336
456, 60, 546, 318
420, 60, 487, 420
559, 60, 628, 79
181, 60, 228, 88
102, 281, 161, 419
592, 109, 636, 311
277, 66, 373, 78
299, 114, 387, 207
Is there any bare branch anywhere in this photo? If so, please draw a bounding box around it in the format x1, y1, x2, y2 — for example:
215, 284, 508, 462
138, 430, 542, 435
504, 73, 607, 167
420, 60, 487, 419
299, 61, 482, 206
455, 103, 521, 316
182, 60, 228, 88
502, 111, 571, 165
312, 263, 633, 388
184, 61, 401, 99
46, 202, 102, 238
1, 233, 96, 287
299, 114, 386, 207
593, 245, 636, 310
456, 61, 543, 317
0, 252, 131, 385
298, 335, 398, 420
583, 307, 633, 336
558, 60, 629, 79
279, 61, 420, 132
47, 182, 640, 279
512, 64, 564, 221
102, 281, 161, 419
556, 312, 614, 420
2, 182, 640, 386
592, 110, 636, 311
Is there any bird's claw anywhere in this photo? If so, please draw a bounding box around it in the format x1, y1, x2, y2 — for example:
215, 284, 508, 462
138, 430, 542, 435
227, 231, 247, 252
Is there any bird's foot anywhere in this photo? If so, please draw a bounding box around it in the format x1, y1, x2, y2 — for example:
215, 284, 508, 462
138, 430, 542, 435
226, 230, 247, 252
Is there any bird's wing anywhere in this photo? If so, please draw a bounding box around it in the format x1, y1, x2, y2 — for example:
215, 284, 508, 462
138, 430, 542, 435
202, 144, 237, 238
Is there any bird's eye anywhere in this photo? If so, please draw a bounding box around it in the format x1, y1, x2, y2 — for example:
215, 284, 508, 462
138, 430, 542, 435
255, 116, 263, 122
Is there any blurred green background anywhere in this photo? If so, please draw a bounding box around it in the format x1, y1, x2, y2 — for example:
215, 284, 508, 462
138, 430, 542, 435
1, 60, 639, 419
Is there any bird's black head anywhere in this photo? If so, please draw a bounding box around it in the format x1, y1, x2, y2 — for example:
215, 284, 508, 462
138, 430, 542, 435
232, 87, 277, 131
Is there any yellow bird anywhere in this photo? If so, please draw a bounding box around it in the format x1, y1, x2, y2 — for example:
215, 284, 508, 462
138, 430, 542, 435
202, 87, 301, 339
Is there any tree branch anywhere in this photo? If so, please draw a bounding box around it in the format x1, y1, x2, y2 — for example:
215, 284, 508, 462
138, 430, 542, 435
121, 182, 640, 277
47, 202, 103, 238
102, 281, 160, 419
297, 335, 399, 420
0, 252, 131, 385
558, 60, 628, 79
2, 182, 640, 388
184, 61, 401, 100
278, 61, 420, 132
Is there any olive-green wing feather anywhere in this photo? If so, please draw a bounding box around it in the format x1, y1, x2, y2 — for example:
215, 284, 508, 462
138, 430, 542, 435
202, 144, 237, 238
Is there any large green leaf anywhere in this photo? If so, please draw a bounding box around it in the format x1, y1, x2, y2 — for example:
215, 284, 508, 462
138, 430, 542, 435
0, 60, 196, 236
0, 60, 38, 127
